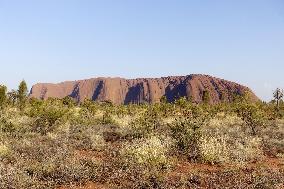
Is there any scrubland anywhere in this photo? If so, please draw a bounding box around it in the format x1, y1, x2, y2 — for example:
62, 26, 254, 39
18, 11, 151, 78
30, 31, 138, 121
0, 97, 283, 189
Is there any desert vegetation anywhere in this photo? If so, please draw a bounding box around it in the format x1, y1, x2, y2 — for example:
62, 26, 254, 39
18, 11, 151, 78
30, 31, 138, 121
0, 81, 283, 189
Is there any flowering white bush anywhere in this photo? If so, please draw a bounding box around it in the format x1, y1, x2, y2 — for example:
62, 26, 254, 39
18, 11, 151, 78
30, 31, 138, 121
199, 135, 230, 164
121, 136, 171, 169
232, 137, 263, 162
199, 134, 263, 164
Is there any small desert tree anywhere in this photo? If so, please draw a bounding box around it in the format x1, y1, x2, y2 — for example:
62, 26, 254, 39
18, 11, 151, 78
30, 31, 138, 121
18, 80, 28, 111
273, 88, 283, 109
0, 85, 7, 109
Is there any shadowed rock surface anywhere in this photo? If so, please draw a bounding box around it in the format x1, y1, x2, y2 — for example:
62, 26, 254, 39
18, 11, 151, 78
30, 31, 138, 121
30, 74, 259, 104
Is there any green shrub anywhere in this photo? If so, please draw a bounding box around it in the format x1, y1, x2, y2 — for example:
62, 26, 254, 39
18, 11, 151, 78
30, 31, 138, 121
101, 111, 115, 125
62, 96, 77, 108
32, 105, 68, 135
236, 103, 267, 135
128, 107, 163, 138
170, 114, 208, 160
0, 117, 16, 133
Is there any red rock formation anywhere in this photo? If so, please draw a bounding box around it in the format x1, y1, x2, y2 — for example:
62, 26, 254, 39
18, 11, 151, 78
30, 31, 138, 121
29, 74, 259, 104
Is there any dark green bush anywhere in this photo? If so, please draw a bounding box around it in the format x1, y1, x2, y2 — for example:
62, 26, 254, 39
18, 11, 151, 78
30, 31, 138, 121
170, 114, 208, 160
236, 103, 267, 135
128, 107, 162, 138
32, 106, 68, 135
62, 96, 77, 108
0, 117, 16, 133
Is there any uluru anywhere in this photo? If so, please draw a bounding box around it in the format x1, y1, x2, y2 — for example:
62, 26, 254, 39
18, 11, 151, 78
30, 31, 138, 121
29, 74, 259, 104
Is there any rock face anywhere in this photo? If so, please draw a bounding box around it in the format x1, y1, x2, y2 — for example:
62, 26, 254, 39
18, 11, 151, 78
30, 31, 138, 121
29, 74, 259, 104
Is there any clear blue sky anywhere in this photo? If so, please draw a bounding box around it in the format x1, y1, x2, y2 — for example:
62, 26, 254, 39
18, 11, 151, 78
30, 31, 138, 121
0, 0, 283, 101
